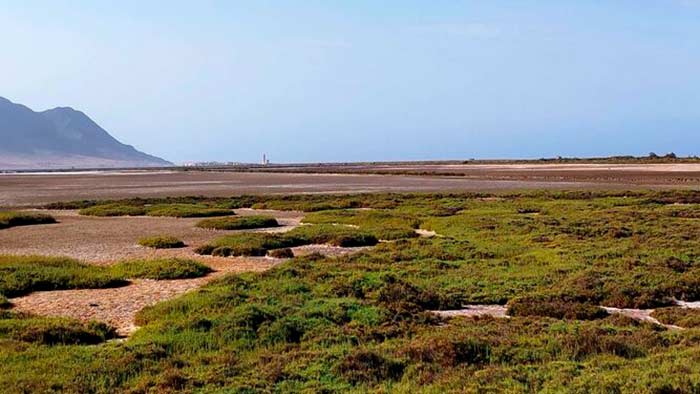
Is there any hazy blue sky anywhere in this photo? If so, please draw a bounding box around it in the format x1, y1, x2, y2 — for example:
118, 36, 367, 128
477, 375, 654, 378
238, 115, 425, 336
2, 1, 699, 163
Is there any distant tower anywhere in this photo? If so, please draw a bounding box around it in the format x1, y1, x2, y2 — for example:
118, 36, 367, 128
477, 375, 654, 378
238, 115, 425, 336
262, 154, 269, 165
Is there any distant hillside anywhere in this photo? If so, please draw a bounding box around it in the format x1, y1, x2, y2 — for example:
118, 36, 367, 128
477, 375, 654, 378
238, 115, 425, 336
0, 97, 172, 170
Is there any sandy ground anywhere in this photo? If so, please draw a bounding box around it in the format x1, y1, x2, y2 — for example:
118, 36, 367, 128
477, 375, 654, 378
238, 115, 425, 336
9, 257, 279, 336
0, 208, 303, 264
3, 165, 700, 207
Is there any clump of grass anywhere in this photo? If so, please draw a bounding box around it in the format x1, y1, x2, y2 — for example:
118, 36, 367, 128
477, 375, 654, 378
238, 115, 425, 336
0, 312, 116, 345
268, 248, 294, 258
138, 236, 186, 249
651, 307, 700, 328
196, 233, 298, 257
507, 295, 608, 320
286, 224, 379, 247
0, 255, 127, 298
196, 215, 278, 230
145, 204, 232, 218
197, 225, 378, 257
0, 211, 56, 229
111, 258, 212, 280
79, 203, 146, 217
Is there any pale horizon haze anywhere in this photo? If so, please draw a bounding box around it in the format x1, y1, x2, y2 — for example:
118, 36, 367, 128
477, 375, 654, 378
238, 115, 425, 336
2, 1, 699, 164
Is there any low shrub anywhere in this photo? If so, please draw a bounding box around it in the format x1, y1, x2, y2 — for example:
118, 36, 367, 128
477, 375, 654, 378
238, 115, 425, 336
403, 336, 492, 367
0, 211, 56, 229
79, 203, 146, 217
0, 313, 116, 345
196, 215, 278, 230
651, 307, 700, 328
0, 255, 127, 298
146, 204, 232, 218
197, 225, 378, 257
268, 248, 294, 258
111, 258, 212, 280
507, 295, 608, 320
138, 236, 186, 249
336, 349, 405, 385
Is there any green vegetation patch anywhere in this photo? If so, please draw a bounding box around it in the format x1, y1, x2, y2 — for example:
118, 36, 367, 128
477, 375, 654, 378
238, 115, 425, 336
79, 203, 146, 217
145, 204, 232, 218
0, 255, 127, 298
197, 224, 378, 257
0, 256, 211, 302
196, 215, 278, 230
138, 235, 186, 249
0, 311, 116, 345
507, 294, 609, 320
111, 258, 212, 280
0, 211, 56, 229
11, 191, 700, 392
79, 202, 232, 218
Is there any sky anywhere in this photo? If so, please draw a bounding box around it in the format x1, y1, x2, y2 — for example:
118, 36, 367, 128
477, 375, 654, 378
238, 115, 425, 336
2, 1, 699, 164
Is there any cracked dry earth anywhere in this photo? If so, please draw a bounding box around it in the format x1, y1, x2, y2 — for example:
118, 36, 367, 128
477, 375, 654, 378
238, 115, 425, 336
1, 208, 305, 335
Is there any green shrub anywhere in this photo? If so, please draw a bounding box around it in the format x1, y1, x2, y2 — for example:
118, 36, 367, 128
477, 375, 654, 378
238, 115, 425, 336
0, 211, 56, 229
111, 258, 212, 280
196, 215, 278, 230
0, 312, 116, 345
79, 203, 146, 217
507, 295, 608, 320
146, 204, 232, 218
268, 248, 294, 258
197, 225, 378, 257
0, 255, 127, 298
138, 236, 186, 249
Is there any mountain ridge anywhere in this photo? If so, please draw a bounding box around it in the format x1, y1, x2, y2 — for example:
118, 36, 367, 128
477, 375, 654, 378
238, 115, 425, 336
0, 97, 172, 169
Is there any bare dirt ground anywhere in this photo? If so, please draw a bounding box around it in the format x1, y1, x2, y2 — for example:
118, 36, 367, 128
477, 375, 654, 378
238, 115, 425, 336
10, 258, 278, 336
2, 164, 700, 207
0, 208, 303, 264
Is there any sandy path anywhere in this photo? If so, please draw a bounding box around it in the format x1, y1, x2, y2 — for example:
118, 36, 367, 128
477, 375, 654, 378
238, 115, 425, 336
434, 304, 688, 330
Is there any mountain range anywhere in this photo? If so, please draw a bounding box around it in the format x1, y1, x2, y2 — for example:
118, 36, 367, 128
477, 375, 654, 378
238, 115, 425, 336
0, 97, 172, 170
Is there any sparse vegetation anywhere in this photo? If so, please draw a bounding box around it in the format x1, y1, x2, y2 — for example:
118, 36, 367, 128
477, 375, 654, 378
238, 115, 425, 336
138, 235, 186, 249
0, 312, 116, 345
0, 211, 56, 229
196, 215, 278, 230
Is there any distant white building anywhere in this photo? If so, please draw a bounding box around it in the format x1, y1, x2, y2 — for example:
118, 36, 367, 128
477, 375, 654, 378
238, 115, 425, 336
262, 154, 270, 165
